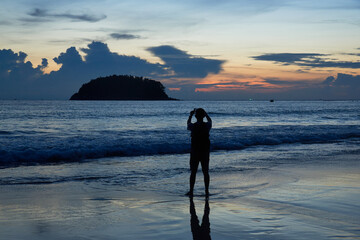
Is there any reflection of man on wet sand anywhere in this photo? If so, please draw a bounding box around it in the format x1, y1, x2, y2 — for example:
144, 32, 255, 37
187, 108, 212, 196
190, 197, 211, 240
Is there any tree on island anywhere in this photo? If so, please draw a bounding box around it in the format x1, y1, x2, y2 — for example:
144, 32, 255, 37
70, 75, 176, 100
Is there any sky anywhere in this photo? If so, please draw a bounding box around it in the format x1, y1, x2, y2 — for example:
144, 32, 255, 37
0, 0, 360, 100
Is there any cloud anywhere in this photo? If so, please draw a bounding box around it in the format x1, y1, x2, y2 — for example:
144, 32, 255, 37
252, 53, 360, 69
79, 41, 166, 76
2, 41, 359, 100
168, 72, 360, 100
0, 49, 46, 79
28, 8, 106, 22
177, 74, 360, 100
253, 53, 325, 64
266, 73, 360, 91
0, 41, 169, 99
1, 42, 225, 99
0, 49, 47, 99
53, 47, 83, 66
39, 58, 48, 70
28, 8, 47, 17
322, 73, 360, 88
42, 41, 168, 98
147, 45, 225, 78
109, 33, 140, 40
264, 78, 316, 87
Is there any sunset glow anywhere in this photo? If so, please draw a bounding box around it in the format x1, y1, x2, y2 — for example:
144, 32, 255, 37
0, 0, 359, 100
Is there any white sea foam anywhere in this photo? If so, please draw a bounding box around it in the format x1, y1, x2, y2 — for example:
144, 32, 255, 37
0, 100, 359, 166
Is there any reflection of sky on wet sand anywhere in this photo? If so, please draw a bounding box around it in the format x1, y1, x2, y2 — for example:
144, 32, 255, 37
1, 155, 359, 239
1, 136, 359, 240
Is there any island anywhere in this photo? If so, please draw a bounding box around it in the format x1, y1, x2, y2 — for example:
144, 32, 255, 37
70, 75, 176, 100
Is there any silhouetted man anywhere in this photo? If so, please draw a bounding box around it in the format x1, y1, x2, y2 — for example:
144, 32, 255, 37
190, 197, 211, 240
187, 108, 212, 196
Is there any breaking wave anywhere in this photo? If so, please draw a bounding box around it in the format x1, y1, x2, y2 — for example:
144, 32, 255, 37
1, 124, 359, 167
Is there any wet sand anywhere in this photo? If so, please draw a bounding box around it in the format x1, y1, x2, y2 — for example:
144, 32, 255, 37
0, 152, 359, 240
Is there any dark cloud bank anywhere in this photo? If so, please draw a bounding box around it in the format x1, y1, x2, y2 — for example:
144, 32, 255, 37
147, 45, 224, 78
1, 42, 360, 100
0, 41, 224, 99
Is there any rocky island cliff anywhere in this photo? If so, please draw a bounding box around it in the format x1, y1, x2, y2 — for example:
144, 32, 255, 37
70, 75, 176, 100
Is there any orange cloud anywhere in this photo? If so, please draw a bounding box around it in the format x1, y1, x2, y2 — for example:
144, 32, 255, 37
168, 87, 180, 91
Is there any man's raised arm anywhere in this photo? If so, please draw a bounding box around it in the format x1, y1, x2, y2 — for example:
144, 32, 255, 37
187, 110, 195, 130
205, 112, 212, 129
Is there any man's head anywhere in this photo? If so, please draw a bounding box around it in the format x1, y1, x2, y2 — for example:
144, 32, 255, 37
195, 108, 206, 120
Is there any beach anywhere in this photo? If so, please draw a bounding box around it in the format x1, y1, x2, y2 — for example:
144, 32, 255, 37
1, 142, 359, 240
0, 100, 359, 239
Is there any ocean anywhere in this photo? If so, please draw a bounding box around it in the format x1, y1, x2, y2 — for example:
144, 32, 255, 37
1, 100, 359, 166
1, 100, 360, 239
1, 100, 359, 189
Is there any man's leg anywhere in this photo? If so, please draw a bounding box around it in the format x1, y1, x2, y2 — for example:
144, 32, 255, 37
188, 154, 199, 195
201, 153, 210, 196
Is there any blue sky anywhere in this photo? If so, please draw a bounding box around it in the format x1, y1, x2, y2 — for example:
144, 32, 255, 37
0, 0, 360, 99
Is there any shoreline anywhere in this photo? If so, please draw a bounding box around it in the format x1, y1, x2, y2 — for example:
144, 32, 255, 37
0, 148, 359, 239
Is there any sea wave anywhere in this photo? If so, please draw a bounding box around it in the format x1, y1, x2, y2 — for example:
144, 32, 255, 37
0, 131, 12, 135
0, 124, 359, 167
